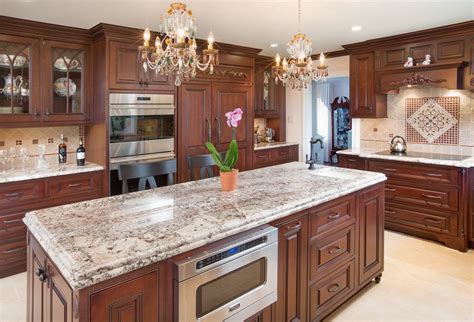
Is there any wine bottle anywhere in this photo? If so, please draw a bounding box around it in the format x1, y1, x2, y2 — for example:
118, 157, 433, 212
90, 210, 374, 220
58, 134, 67, 163
76, 138, 85, 166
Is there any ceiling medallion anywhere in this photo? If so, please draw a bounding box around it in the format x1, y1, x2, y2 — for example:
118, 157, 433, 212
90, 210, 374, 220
389, 73, 446, 88
272, 0, 328, 90
139, 2, 219, 86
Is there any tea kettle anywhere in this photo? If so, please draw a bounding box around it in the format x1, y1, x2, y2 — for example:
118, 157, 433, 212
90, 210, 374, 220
389, 135, 407, 153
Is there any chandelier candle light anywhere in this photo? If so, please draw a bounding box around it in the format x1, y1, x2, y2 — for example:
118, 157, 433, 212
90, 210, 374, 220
272, 0, 329, 90
139, 3, 219, 86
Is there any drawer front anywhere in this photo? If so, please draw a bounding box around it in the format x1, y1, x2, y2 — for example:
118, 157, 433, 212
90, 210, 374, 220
48, 172, 101, 198
339, 155, 364, 170
310, 225, 355, 281
273, 146, 291, 162
0, 212, 26, 240
253, 149, 273, 168
369, 160, 460, 185
0, 181, 45, 210
310, 259, 355, 320
385, 205, 457, 236
310, 194, 356, 237
385, 183, 458, 212
0, 238, 27, 263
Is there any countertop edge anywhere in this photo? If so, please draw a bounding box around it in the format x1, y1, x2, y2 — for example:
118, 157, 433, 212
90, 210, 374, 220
25, 173, 386, 291
254, 142, 299, 150
336, 149, 474, 168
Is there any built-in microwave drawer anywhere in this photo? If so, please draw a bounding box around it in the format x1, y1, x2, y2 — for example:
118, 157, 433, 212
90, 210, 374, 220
385, 183, 458, 212
309, 225, 355, 281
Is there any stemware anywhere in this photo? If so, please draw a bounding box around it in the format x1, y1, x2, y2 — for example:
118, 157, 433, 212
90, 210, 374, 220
0, 149, 7, 173
37, 144, 48, 169
19, 147, 29, 169
8, 147, 16, 169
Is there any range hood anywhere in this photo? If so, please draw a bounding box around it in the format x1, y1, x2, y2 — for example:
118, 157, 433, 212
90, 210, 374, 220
378, 60, 469, 94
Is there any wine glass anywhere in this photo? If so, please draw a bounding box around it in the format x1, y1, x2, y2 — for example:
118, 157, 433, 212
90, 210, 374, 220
0, 149, 7, 173
19, 147, 29, 169
37, 144, 48, 169
8, 147, 16, 169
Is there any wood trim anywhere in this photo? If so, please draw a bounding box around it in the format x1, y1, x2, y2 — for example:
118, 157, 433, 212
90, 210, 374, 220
343, 20, 474, 52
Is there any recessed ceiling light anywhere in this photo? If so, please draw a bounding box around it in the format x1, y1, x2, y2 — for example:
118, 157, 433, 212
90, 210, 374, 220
270, 43, 278, 48
351, 25, 362, 32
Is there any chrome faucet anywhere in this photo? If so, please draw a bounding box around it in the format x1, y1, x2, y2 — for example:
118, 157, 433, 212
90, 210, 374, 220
306, 137, 323, 170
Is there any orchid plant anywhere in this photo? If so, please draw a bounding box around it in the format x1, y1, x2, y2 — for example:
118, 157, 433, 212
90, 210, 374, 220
205, 108, 243, 172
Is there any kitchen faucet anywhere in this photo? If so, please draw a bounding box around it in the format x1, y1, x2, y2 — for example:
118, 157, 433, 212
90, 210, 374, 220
306, 137, 323, 170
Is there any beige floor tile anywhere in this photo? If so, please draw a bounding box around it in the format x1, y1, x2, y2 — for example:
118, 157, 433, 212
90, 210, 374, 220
0, 231, 473, 322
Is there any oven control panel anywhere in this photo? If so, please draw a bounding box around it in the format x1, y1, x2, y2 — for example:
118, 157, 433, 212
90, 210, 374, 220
196, 236, 267, 270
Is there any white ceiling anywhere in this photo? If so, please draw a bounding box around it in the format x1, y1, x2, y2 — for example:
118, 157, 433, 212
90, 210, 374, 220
1, 0, 472, 56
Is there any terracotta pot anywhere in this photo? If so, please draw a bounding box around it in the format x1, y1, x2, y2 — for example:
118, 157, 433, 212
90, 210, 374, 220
220, 169, 239, 191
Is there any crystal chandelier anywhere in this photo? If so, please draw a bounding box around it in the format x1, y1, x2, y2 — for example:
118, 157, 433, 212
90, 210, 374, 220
272, 0, 328, 90
139, 3, 219, 86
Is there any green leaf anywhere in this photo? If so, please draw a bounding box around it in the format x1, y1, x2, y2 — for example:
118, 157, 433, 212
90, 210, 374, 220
224, 139, 239, 169
205, 142, 225, 169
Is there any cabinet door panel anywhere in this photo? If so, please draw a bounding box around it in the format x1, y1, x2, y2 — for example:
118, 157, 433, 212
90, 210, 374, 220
109, 41, 142, 90
358, 184, 384, 285
90, 271, 159, 322
46, 261, 73, 322
27, 237, 47, 322
212, 84, 251, 145
0, 34, 41, 125
275, 216, 308, 322
350, 53, 374, 116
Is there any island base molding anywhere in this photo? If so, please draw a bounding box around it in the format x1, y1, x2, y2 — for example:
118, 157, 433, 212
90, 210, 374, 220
26, 182, 385, 322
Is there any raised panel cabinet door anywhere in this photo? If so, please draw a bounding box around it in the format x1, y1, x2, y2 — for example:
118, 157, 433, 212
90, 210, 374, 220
90, 271, 159, 322
275, 215, 308, 322
27, 236, 47, 322
350, 53, 375, 117
178, 83, 212, 181
0, 34, 41, 125
358, 184, 384, 286
212, 84, 252, 146
109, 40, 142, 90
146, 70, 174, 92
42, 40, 91, 123
44, 260, 73, 322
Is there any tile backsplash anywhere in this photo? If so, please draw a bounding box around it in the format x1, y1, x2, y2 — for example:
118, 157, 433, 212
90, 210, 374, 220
360, 88, 474, 156
0, 126, 83, 156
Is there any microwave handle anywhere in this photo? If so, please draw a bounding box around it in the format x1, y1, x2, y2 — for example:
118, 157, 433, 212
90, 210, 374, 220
206, 118, 212, 142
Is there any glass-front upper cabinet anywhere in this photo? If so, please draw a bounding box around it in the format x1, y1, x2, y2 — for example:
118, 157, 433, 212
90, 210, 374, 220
43, 40, 90, 122
0, 35, 40, 122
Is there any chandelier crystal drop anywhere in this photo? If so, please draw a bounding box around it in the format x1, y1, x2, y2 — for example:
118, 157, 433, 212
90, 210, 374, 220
139, 2, 219, 86
272, 0, 328, 90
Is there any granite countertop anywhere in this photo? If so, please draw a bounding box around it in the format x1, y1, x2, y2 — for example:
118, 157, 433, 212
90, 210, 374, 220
254, 141, 298, 150
0, 155, 104, 184
337, 148, 474, 168
24, 162, 386, 290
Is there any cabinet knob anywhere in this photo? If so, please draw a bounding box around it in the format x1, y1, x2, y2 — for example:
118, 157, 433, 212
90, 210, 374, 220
34, 111, 40, 117
138, 79, 143, 86
35, 267, 48, 282
145, 79, 149, 87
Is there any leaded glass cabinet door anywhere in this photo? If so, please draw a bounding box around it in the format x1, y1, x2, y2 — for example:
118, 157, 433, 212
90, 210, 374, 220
0, 35, 40, 124
43, 40, 90, 122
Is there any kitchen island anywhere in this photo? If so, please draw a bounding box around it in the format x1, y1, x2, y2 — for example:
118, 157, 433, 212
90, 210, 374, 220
24, 162, 386, 322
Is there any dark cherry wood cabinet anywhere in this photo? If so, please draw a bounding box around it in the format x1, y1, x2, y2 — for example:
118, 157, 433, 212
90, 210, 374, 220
469, 168, 474, 249
0, 171, 103, 278
253, 145, 299, 169
349, 53, 387, 118
358, 184, 384, 285
275, 215, 309, 322
338, 154, 366, 170
109, 40, 174, 92
255, 64, 285, 118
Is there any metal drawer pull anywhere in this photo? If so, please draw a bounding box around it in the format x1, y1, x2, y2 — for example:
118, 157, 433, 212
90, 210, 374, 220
425, 173, 443, 177
287, 222, 301, 231
382, 168, 397, 172
68, 183, 82, 188
385, 188, 396, 192
229, 303, 240, 312
328, 283, 341, 293
3, 218, 23, 224
421, 194, 442, 200
328, 246, 342, 254
5, 192, 22, 199
424, 218, 442, 224
385, 209, 396, 214
328, 213, 340, 220
348, 158, 358, 162
3, 246, 26, 254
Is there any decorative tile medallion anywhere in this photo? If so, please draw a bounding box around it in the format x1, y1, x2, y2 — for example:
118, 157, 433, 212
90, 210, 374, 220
406, 97, 459, 145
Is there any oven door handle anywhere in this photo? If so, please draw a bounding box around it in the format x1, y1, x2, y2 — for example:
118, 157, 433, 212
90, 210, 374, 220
206, 118, 212, 142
